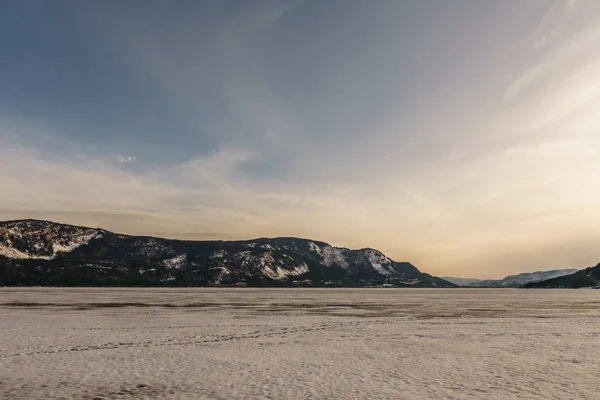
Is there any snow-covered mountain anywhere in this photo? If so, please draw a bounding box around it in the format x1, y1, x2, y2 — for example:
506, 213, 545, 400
0, 220, 455, 287
0, 219, 105, 260
445, 269, 579, 288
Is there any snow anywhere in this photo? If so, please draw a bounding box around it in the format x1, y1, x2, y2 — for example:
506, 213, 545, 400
258, 250, 309, 280
0, 244, 57, 260
308, 241, 322, 254
0, 231, 102, 260
233, 251, 252, 260
0, 243, 41, 259
366, 250, 393, 276
399, 279, 421, 285
321, 246, 349, 268
1, 288, 599, 400
162, 254, 187, 269
258, 252, 275, 265
51, 231, 102, 256
261, 262, 309, 280
310, 242, 349, 268
210, 250, 227, 259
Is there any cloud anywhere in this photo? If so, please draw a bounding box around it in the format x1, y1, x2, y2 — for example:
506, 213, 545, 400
0, 137, 391, 245
531, 0, 581, 51
504, 28, 600, 101
113, 155, 137, 164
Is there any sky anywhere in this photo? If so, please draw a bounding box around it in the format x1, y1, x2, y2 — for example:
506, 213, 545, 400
1, 0, 600, 278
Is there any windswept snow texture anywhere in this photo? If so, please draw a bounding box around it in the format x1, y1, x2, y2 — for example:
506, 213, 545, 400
1, 288, 600, 400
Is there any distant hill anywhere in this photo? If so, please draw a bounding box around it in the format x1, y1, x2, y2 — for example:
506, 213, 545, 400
0, 219, 455, 288
524, 264, 600, 289
444, 269, 579, 288
441, 277, 484, 286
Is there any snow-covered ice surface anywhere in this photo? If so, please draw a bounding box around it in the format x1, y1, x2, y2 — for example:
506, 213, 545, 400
1, 289, 599, 400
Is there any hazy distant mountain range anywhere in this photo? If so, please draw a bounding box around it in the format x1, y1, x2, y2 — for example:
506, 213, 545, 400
0, 220, 454, 288
443, 269, 579, 288
441, 277, 484, 286
523, 264, 600, 288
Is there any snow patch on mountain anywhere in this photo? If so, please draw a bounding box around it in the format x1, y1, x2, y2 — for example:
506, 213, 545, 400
262, 262, 309, 280
399, 279, 421, 285
365, 249, 393, 276
162, 254, 187, 269
233, 251, 252, 261
0, 230, 102, 260
309, 242, 349, 268
50, 232, 103, 257
0, 243, 45, 259
321, 247, 349, 268
210, 250, 228, 259
258, 252, 276, 266
308, 241, 322, 255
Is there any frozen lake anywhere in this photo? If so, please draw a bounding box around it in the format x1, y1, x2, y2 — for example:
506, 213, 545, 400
1, 288, 599, 399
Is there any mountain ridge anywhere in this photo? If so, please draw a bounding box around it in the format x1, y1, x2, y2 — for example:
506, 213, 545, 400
441, 277, 484, 286
524, 264, 600, 289
444, 269, 579, 288
0, 219, 455, 288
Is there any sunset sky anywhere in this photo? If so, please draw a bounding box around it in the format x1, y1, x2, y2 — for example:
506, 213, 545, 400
1, 0, 600, 278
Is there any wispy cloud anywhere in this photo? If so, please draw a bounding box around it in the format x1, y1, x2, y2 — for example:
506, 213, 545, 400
531, 0, 576, 50
504, 28, 600, 101
113, 155, 137, 164
0, 134, 400, 247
